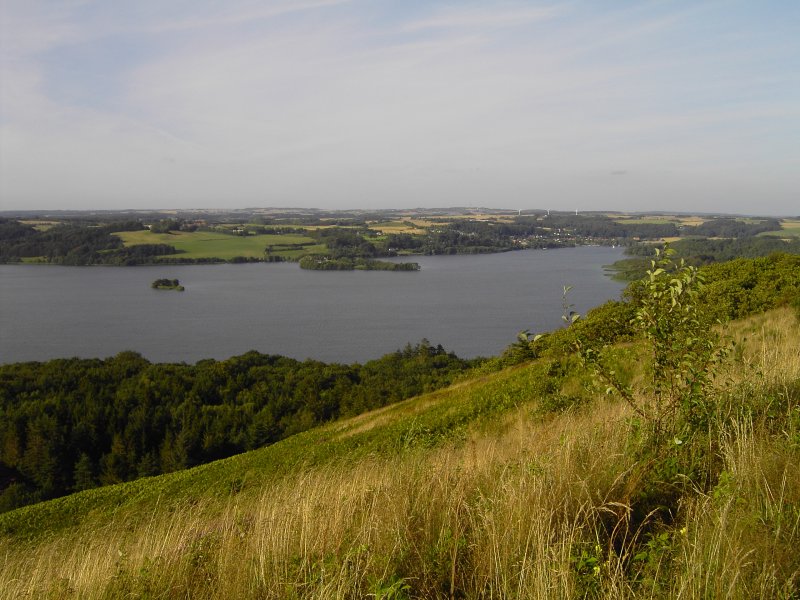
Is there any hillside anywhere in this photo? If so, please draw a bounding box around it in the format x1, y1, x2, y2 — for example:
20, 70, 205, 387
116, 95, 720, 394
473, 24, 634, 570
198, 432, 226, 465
1, 253, 799, 598
1, 308, 799, 597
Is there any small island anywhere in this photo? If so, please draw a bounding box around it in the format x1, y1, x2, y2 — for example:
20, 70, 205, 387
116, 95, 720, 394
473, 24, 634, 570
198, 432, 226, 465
151, 278, 185, 291
299, 256, 420, 271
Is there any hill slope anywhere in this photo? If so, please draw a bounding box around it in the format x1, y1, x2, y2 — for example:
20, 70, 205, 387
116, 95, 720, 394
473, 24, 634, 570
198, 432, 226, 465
1, 302, 799, 598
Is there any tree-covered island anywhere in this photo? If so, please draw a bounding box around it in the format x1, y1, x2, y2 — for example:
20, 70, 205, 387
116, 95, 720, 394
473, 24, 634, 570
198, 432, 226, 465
151, 278, 185, 291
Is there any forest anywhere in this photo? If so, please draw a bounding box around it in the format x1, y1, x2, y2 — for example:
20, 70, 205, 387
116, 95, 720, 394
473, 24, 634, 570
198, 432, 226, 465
0, 342, 478, 512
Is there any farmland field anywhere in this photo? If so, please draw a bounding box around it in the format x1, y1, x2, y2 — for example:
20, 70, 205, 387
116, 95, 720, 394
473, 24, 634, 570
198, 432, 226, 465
608, 214, 703, 226
114, 230, 325, 260
370, 220, 426, 234
613, 217, 677, 225
758, 219, 800, 239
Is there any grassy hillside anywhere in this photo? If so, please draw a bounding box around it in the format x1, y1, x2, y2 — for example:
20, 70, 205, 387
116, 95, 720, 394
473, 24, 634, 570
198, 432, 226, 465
1, 299, 798, 598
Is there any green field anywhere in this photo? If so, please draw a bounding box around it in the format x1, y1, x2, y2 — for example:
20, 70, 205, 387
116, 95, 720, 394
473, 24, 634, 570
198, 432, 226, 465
759, 219, 800, 238
369, 220, 426, 234
114, 230, 326, 260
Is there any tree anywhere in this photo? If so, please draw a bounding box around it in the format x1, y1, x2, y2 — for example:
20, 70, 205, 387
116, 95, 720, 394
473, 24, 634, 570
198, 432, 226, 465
73, 453, 96, 491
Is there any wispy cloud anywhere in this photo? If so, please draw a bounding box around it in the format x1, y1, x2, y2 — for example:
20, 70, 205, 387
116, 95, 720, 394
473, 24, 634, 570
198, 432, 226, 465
402, 4, 562, 32
145, 0, 354, 34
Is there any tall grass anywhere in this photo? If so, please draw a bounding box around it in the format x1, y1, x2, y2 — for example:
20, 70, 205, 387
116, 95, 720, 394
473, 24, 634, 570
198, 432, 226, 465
1, 309, 798, 599
1, 402, 634, 599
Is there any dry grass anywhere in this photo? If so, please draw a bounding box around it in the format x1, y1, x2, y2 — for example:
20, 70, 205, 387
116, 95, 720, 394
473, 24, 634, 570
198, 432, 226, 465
722, 306, 800, 386
674, 423, 800, 599
1, 401, 638, 599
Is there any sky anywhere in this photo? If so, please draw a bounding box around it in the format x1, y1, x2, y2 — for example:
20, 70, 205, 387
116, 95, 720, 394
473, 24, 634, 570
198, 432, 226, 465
0, 1, 798, 215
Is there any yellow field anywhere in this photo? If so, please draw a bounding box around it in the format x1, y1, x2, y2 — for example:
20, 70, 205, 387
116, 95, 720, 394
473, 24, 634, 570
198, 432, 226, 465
19, 220, 59, 231
607, 214, 704, 226
778, 219, 800, 236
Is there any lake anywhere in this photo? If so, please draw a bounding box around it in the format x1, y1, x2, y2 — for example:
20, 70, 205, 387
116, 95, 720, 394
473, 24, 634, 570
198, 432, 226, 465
0, 247, 625, 364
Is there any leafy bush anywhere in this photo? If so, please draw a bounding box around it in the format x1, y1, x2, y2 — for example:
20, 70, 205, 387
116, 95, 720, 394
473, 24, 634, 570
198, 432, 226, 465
582, 247, 724, 439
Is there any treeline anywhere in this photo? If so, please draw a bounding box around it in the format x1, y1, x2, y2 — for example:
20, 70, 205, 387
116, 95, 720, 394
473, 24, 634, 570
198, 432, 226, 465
310, 224, 524, 257
412, 214, 687, 254
422, 220, 526, 254
672, 236, 800, 264
2, 214, 788, 267
608, 237, 800, 280
529, 214, 680, 240
385, 220, 564, 255
413, 214, 703, 255
309, 216, 684, 260
0, 342, 478, 512
683, 217, 781, 238
0, 219, 179, 266
309, 227, 381, 259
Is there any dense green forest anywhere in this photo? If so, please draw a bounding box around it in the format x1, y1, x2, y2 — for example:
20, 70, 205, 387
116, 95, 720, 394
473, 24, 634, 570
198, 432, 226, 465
0, 342, 478, 512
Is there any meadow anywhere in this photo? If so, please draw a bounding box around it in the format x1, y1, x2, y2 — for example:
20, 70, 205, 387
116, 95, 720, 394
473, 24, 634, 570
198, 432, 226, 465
114, 230, 326, 260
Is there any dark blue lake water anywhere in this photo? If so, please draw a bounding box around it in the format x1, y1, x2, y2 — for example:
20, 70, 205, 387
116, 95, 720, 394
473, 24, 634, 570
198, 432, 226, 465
0, 247, 625, 364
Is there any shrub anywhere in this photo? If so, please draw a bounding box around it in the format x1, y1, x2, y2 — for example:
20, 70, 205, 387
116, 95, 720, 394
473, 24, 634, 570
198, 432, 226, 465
582, 246, 724, 441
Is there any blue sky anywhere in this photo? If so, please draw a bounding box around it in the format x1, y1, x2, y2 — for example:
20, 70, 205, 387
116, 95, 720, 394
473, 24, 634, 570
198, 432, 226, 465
1, 1, 798, 214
